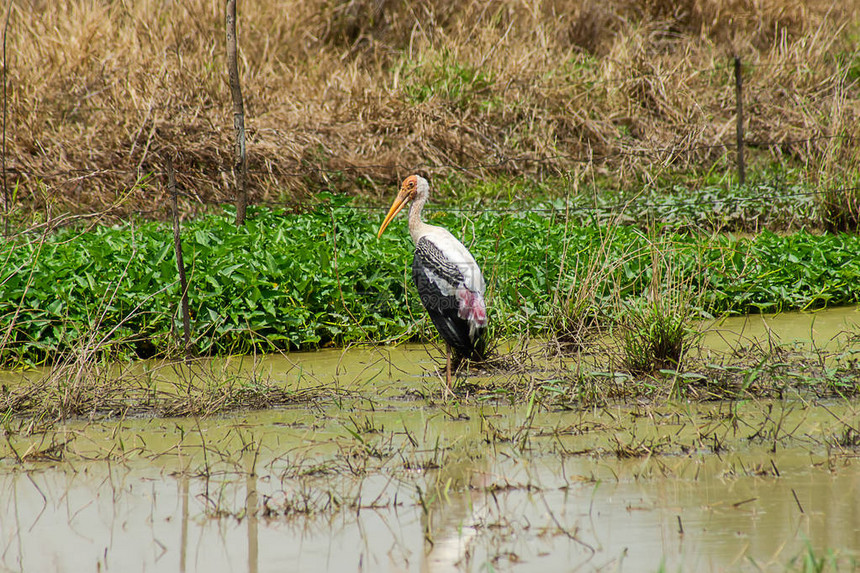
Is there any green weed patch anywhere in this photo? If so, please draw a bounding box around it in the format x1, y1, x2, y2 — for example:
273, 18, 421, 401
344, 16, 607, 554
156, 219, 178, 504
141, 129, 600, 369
1, 201, 858, 365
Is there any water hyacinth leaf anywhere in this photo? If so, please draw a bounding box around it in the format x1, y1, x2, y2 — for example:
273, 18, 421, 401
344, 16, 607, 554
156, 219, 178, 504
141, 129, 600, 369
0, 204, 859, 366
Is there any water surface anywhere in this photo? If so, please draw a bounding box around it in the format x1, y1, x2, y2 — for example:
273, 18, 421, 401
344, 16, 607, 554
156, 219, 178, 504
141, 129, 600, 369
1, 307, 858, 572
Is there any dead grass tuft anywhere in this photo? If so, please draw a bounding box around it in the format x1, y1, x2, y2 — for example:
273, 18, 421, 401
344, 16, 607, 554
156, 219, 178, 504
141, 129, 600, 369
3, 0, 858, 218
0, 355, 325, 427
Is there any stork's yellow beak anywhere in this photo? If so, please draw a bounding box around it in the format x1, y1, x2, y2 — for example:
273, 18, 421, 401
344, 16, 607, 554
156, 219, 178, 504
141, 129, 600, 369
377, 187, 411, 238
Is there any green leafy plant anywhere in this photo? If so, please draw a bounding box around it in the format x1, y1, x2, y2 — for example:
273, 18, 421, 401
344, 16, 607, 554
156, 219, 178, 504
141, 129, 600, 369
1, 201, 859, 366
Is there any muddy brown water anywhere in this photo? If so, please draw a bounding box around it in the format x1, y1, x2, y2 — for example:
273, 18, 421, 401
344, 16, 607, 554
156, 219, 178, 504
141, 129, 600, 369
0, 307, 858, 572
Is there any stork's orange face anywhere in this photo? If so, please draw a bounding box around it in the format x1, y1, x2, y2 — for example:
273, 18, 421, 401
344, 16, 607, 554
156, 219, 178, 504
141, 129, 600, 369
377, 176, 419, 238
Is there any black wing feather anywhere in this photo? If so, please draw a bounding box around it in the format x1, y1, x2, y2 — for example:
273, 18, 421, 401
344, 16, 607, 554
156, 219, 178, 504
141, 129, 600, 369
411, 238, 484, 360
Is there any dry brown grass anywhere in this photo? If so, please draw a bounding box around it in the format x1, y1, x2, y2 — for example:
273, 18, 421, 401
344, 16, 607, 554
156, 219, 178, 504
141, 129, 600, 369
3, 0, 859, 218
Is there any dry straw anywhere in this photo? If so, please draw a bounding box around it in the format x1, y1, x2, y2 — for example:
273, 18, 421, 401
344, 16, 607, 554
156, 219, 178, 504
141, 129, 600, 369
2, 0, 857, 218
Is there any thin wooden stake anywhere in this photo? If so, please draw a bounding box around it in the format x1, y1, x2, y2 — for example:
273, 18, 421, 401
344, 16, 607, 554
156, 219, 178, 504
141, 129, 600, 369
226, 0, 248, 226
168, 156, 192, 357
734, 55, 746, 186
2, 1, 13, 238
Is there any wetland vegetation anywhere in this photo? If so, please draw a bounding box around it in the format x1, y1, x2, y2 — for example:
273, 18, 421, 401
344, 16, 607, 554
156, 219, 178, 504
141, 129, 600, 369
1, 327, 859, 572
2, 0, 860, 571
2, 198, 858, 366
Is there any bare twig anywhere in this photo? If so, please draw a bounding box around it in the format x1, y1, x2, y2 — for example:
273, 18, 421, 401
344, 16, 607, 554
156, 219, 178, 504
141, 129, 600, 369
226, 0, 248, 226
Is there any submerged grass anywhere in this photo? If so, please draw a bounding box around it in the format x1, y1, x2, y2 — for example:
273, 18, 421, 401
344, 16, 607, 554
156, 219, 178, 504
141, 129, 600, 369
4, 377, 860, 570
0, 355, 327, 424
1, 318, 856, 427
490, 340, 860, 408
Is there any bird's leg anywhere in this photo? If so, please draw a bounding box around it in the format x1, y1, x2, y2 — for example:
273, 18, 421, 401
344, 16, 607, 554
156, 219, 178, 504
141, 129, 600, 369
445, 344, 452, 394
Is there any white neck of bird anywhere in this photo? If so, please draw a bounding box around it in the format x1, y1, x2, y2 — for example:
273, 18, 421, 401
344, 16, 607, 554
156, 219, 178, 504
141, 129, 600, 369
408, 189, 430, 242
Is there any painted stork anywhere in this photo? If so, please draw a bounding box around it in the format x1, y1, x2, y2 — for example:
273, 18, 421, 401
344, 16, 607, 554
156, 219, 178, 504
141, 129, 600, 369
377, 175, 488, 387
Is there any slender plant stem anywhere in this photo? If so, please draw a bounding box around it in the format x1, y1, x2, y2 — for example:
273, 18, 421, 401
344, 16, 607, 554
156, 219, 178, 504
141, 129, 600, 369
168, 155, 192, 357
2, 1, 12, 238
